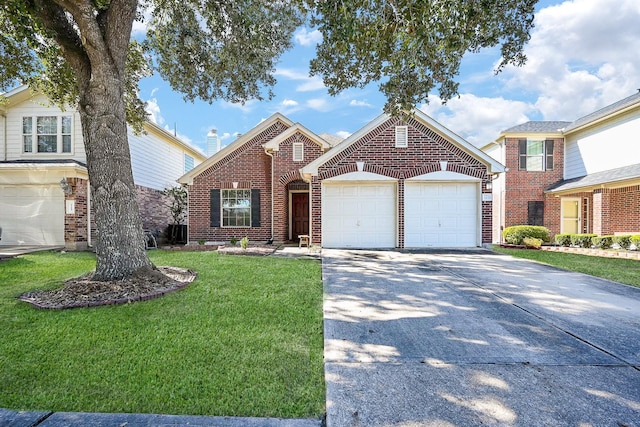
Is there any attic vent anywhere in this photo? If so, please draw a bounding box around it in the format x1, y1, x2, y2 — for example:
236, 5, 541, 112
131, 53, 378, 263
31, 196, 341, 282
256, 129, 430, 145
395, 126, 408, 148
293, 143, 304, 162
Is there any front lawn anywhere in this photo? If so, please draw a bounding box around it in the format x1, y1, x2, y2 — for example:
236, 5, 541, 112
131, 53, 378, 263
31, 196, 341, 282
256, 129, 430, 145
492, 246, 640, 288
0, 250, 325, 419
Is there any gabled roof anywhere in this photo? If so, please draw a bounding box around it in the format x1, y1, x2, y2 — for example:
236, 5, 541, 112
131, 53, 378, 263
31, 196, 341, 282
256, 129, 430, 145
545, 163, 640, 194
563, 91, 640, 133
178, 113, 294, 185
262, 123, 334, 152
301, 109, 506, 176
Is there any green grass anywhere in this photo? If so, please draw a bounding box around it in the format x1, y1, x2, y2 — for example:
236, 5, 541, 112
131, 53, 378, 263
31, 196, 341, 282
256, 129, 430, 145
0, 250, 325, 418
492, 246, 640, 288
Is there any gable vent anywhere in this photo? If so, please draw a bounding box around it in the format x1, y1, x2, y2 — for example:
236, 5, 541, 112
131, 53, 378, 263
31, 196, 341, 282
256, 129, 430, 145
395, 126, 408, 148
293, 142, 304, 161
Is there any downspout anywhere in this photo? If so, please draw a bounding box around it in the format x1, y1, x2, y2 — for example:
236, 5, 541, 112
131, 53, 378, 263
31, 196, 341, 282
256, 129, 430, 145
1, 113, 6, 161
265, 150, 275, 242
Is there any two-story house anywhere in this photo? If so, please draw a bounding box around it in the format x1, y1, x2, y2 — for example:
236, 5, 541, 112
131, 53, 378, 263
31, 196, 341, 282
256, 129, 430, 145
0, 86, 206, 249
483, 91, 640, 242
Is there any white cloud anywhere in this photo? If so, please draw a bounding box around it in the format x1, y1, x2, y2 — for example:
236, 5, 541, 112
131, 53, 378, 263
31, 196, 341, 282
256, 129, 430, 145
274, 68, 325, 92
281, 99, 299, 107
145, 98, 164, 126
163, 125, 193, 145
349, 99, 373, 108
419, 94, 531, 147
501, 0, 640, 121
294, 28, 322, 46
220, 99, 257, 113
336, 130, 352, 139
306, 98, 331, 112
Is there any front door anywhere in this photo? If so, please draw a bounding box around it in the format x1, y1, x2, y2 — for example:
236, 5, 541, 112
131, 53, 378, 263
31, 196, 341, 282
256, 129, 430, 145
291, 192, 309, 239
561, 198, 580, 234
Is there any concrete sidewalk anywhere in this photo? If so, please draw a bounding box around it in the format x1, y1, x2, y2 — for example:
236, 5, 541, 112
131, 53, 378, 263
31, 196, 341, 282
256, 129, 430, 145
322, 249, 640, 426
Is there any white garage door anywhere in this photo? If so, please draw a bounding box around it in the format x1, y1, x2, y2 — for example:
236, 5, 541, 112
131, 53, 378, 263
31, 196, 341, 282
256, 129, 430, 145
0, 185, 65, 245
405, 182, 478, 248
322, 182, 396, 248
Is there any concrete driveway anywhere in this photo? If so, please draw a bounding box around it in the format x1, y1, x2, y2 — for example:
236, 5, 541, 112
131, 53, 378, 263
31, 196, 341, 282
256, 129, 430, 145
322, 249, 640, 426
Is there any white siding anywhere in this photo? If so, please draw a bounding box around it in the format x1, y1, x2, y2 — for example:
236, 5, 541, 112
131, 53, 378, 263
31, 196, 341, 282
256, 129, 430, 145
4, 94, 85, 162
564, 110, 640, 179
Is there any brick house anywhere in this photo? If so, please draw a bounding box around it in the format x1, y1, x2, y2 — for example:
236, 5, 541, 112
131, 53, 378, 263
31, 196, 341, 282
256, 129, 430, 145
0, 86, 206, 249
483, 91, 640, 242
180, 110, 505, 248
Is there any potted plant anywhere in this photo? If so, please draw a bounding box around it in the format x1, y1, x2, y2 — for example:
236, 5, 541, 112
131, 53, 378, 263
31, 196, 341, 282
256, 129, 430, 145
163, 185, 188, 244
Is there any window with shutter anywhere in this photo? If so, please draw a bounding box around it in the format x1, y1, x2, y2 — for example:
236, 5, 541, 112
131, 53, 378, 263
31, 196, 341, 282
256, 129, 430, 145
519, 139, 554, 171
395, 126, 408, 148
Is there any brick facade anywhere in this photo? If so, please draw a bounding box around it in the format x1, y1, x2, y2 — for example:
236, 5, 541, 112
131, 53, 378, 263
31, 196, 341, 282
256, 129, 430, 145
313, 115, 493, 246
502, 137, 565, 237
594, 185, 640, 235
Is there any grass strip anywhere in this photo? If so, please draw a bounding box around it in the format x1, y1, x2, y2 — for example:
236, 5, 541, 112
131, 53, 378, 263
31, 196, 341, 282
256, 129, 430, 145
0, 250, 325, 418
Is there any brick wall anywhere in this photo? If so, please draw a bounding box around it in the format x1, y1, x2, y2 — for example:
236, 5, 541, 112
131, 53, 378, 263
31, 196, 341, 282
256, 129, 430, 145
64, 177, 89, 250
596, 185, 640, 234
136, 185, 173, 234
503, 137, 565, 237
313, 116, 493, 247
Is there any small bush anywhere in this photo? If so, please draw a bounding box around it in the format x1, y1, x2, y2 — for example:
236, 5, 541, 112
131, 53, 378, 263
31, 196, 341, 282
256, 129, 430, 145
570, 234, 596, 248
523, 237, 542, 249
240, 236, 249, 250
555, 234, 572, 247
230, 237, 239, 246
502, 225, 550, 245
612, 235, 632, 250
630, 235, 640, 251
592, 235, 613, 249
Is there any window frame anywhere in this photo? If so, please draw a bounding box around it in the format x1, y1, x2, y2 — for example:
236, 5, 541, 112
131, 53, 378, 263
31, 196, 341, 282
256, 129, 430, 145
184, 154, 195, 173
22, 115, 73, 155
395, 126, 408, 148
221, 189, 252, 228
292, 142, 304, 162
518, 139, 554, 171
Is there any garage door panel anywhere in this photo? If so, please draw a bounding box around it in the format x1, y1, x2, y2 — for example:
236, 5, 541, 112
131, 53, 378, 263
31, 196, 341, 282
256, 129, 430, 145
405, 182, 478, 248
322, 183, 396, 248
0, 185, 65, 246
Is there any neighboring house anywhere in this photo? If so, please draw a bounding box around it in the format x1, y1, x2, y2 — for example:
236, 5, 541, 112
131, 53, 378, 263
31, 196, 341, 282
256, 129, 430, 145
0, 86, 206, 249
483, 91, 640, 242
179, 110, 505, 248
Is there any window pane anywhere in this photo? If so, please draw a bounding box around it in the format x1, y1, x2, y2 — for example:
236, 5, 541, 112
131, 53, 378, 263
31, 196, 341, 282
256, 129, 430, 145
62, 135, 72, 153
61, 116, 72, 134
37, 116, 57, 134
527, 141, 543, 155
221, 189, 251, 227
23, 135, 33, 153
38, 135, 57, 153
527, 156, 543, 171
22, 117, 32, 134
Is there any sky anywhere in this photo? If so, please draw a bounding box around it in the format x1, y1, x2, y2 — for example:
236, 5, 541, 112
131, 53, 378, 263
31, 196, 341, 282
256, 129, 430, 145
136, 0, 640, 154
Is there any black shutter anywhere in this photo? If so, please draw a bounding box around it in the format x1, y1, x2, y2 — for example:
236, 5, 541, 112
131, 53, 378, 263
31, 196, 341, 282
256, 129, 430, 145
251, 189, 261, 227
545, 140, 554, 170
210, 189, 220, 227
527, 201, 544, 226
518, 139, 527, 170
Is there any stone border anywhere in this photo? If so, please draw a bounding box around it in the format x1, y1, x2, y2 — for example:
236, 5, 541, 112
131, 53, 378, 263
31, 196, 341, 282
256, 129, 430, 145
540, 246, 640, 260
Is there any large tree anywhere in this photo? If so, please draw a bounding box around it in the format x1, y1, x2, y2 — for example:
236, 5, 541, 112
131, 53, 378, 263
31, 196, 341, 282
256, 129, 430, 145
0, 0, 536, 281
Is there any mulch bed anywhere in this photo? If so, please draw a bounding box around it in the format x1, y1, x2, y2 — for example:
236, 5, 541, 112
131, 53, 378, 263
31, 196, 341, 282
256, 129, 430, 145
217, 245, 277, 256
18, 266, 196, 310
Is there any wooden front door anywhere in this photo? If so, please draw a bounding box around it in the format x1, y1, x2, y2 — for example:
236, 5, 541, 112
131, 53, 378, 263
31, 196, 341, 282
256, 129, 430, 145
291, 192, 309, 239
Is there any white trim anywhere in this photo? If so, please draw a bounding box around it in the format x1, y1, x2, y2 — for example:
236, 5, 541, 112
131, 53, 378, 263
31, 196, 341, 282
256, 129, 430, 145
324, 171, 398, 182
560, 197, 581, 234
293, 142, 304, 162
406, 171, 481, 182
395, 126, 408, 148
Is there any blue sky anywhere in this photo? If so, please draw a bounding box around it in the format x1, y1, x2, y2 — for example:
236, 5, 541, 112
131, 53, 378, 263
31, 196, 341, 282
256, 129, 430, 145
136, 0, 640, 154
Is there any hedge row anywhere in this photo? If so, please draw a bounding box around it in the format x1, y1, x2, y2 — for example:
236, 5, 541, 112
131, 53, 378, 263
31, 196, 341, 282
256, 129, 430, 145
502, 226, 551, 245
555, 233, 640, 250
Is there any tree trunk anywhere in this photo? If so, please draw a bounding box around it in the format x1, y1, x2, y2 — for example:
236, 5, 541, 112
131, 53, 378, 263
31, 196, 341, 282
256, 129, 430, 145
78, 74, 154, 281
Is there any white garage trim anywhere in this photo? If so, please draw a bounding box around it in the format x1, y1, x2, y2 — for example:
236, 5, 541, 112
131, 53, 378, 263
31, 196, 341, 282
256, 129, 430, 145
322, 179, 397, 248
404, 179, 481, 248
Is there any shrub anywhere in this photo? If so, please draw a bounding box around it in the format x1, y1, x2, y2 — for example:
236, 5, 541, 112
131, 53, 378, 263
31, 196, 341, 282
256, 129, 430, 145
592, 235, 613, 249
523, 237, 542, 249
630, 235, 640, 251
570, 234, 596, 248
240, 236, 249, 250
230, 237, 239, 246
502, 225, 550, 245
555, 234, 572, 247
612, 235, 632, 250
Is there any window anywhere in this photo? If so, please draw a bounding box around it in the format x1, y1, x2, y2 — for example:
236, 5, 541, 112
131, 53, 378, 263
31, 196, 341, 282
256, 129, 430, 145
527, 201, 544, 226
519, 139, 553, 171
293, 143, 304, 162
184, 154, 194, 173
22, 115, 72, 154
221, 189, 251, 227
395, 126, 408, 148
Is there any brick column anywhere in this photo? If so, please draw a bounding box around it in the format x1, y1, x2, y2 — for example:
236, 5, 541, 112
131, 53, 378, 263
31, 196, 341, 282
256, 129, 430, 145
592, 189, 611, 235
